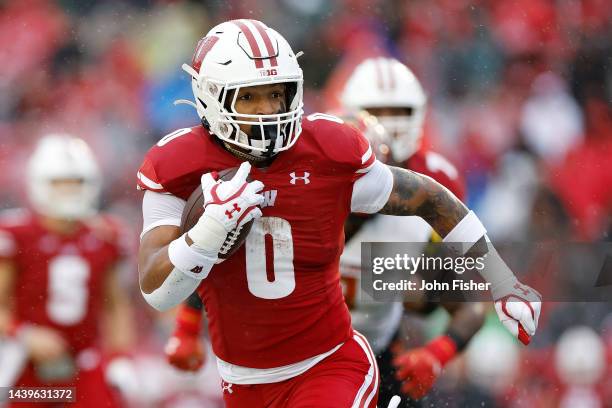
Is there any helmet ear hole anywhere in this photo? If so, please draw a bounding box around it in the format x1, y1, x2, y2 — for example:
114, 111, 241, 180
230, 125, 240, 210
208, 83, 219, 95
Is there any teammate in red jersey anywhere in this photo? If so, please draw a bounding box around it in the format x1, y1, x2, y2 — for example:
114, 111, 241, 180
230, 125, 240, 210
137, 19, 541, 408
0, 135, 135, 408
340, 58, 485, 406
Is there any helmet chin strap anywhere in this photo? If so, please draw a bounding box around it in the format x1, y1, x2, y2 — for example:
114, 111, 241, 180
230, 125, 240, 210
221, 141, 269, 162
214, 121, 275, 162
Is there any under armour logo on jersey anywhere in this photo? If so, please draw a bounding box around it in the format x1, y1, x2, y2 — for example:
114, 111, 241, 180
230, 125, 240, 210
290, 172, 310, 185
225, 203, 241, 219
222, 381, 233, 394
190, 265, 203, 274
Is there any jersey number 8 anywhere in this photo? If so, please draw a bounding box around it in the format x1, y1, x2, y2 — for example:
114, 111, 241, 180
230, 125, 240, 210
47, 255, 90, 325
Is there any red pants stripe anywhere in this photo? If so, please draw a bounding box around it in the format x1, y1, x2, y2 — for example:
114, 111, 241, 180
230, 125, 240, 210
222, 331, 379, 408
351, 331, 379, 408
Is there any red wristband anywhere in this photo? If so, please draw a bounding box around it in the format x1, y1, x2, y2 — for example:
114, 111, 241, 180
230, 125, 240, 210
175, 304, 203, 336
425, 335, 458, 367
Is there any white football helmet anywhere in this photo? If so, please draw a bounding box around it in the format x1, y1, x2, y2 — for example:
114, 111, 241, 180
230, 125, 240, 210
341, 57, 426, 162
178, 19, 304, 159
27, 135, 101, 220
555, 326, 605, 386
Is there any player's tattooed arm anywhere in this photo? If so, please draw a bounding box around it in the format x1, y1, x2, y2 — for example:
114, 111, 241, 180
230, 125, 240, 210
379, 166, 468, 237
381, 166, 542, 345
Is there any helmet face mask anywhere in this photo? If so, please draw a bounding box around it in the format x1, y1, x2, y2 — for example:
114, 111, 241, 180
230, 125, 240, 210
181, 20, 304, 159
341, 57, 427, 163
219, 81, 301, 158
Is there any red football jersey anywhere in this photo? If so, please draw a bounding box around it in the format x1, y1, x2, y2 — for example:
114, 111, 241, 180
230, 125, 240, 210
0, 210, 125, 353
404, 150, 466, 201
137, 115, 376, 368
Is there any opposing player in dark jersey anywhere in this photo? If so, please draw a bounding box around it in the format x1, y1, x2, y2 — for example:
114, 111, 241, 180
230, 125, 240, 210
137, 20, 541, 408
0, 135, 135, 408
340, 58, 485, 406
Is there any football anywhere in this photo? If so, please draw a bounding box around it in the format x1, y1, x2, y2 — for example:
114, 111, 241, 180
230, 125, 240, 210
180, 168, 254, 259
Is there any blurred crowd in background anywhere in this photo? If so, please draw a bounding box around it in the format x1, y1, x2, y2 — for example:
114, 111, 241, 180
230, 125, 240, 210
1, 0, 611, 406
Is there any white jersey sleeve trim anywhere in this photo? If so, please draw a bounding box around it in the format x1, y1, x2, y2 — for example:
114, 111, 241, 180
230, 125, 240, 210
351, 160, 393, 214
361, 145, 373, 164
355, 160, 376, 174
141, 190, 186, 239
137, 171, 164, 190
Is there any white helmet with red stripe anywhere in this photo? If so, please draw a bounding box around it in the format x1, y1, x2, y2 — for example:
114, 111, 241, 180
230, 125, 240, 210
179, 19, 304, 159
341, 57, 426, 162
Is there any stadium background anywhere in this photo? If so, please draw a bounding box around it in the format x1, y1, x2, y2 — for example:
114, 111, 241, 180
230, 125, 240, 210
1, 0, 611, 406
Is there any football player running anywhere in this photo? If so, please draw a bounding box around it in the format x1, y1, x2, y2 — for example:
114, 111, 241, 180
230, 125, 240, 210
137, 20, 541, 408
340, 57, 485, 406
0, 136, 135, 408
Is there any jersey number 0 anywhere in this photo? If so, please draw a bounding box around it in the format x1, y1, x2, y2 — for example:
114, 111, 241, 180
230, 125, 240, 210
245, 217, 295, 299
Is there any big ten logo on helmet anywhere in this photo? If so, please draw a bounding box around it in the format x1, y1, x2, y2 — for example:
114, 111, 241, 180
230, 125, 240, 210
259, 68, 278, 77
261, 190, 277, 209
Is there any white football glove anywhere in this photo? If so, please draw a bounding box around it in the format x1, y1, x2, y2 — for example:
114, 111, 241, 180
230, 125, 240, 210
188, 161, 264, 254
492, 278, 542, 345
